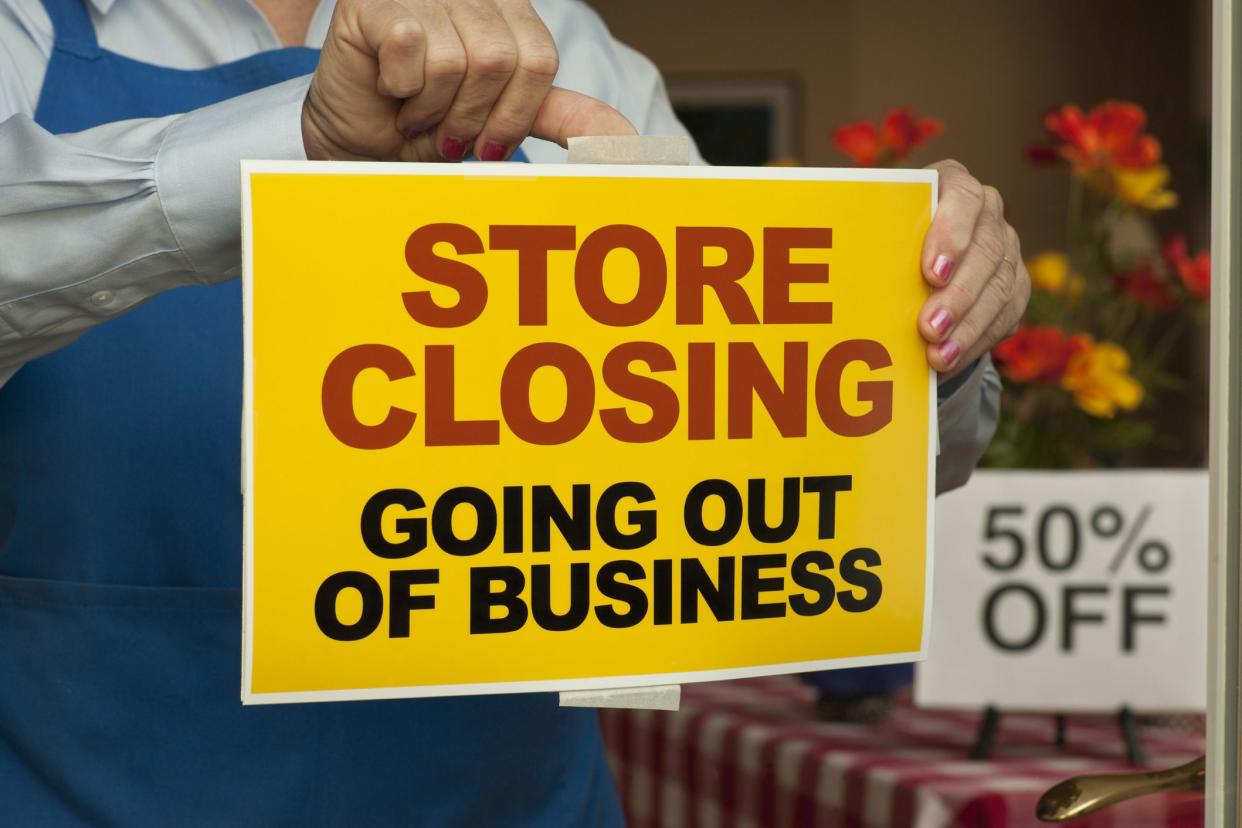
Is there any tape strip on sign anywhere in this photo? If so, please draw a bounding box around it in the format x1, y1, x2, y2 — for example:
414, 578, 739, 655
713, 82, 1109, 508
240, 161, 938, 704
559, 135, 691, 713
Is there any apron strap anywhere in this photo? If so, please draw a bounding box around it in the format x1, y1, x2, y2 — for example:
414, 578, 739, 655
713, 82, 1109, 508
40, 0, 101, 60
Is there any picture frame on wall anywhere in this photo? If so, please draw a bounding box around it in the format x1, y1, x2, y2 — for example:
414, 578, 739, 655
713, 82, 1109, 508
666, 74, 802, 167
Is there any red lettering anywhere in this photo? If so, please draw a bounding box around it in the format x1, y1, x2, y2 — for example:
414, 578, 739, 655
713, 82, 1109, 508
763, 227, 833, 324
321, 345, 416, 449
403, 223, 487, 327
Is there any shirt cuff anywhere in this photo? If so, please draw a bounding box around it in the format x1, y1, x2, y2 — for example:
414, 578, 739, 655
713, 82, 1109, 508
937, 358, 981, 403
157, 74, 312, 282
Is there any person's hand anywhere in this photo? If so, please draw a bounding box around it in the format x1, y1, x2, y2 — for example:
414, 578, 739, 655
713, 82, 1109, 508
301, 0, 636, 163
918, 160, 1031, 380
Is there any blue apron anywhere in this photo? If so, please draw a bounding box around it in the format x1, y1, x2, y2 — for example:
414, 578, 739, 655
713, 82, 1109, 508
0, 1, 618, 825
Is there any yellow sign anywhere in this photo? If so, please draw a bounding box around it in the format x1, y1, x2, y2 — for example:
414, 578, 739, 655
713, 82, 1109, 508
242, 162, 936, 704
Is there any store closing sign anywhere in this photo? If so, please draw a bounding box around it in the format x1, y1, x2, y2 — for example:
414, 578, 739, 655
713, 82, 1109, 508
241, 163, 937, 704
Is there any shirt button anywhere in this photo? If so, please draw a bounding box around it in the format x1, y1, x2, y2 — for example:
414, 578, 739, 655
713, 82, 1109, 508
91, 290, 114, 307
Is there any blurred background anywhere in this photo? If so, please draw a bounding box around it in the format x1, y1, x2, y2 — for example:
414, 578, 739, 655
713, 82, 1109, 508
591, 0, 1209, 251
592, 0, 1213, 468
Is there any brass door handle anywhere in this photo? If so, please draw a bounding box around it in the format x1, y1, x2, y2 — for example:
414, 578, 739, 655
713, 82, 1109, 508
1036, 756, 1204, 822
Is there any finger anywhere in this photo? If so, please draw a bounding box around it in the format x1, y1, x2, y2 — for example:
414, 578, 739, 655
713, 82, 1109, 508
370, 10, 427, 101
918, 185, 1007, 346
923, 159, 987, 287
394, 3, 467, 143
472, 0, 560, 161
307, 0, 422, 157
928, 225, 1027, 375
428, 2, 520, 161
529, 86, 637, 148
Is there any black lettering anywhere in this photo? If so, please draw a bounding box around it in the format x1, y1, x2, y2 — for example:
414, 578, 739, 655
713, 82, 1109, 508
680, 557, 736, 623
503, 486, 524, 552
741, 553, 787, 620
747, 478, 800, 544
532, 485, 591, 552
653, 558, 674, 625
1061, 584, 1108, 652
432, 486, 497, 555
595, 560, 650, 628
982, 582, 1045, 651
838, 547, 882, 612
684, 479, 743, 546
361, 488, 426, 558
789, 550, 835, 616
470, 566, 527, 633
596, 482, 657, 550
801, 476, 852, 540
530, 563, 591, 631
1122, 586, 1169, 652
388, 569, 439, 637
314, 571, 384, 641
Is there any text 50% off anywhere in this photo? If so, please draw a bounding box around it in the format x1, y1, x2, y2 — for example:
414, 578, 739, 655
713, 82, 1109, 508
978, 504, 1171, 654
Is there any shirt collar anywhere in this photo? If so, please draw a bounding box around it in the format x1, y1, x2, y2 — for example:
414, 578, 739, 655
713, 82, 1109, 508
89, 0, 119, 15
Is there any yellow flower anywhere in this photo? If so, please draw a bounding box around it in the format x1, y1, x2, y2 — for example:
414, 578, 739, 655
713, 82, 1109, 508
1111, 165, 1179, 210
1061, 340, 1144, 418
1026, 251, 1085, 298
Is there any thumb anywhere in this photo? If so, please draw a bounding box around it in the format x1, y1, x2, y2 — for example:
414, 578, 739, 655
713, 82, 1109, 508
530, 87, 638, 148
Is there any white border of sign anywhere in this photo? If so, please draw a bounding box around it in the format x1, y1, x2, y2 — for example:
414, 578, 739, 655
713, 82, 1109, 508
239, 161, 938, 705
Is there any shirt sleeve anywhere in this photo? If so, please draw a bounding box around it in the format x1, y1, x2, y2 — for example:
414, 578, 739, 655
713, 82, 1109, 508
0, 74, 312, 379
935, 354, 1002, 494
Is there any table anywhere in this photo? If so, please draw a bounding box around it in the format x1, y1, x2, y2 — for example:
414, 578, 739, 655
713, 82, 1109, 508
598, 676, 1204, 828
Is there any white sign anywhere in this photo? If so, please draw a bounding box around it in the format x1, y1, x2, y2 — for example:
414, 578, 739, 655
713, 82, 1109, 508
917, 470, 1207, 712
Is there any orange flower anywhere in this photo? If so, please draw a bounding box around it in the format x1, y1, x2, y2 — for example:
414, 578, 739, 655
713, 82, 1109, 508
1111, 165, 1178, 210
1114, 263, 1178, 311
1164, 235, 1211, 302
1062, 340, 1144, 418
1043, 101, 1162, 174
1026, 252, 1084, 299
993, 325, 1090, 384
832, 107, 943, 166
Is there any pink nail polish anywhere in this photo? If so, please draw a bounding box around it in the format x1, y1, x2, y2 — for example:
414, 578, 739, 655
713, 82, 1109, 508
932, 254, 955, 282
401, 127, 424, 141
938, 339, 961, 366
442, 137, 469, 162
480, 142, 508, 162
929, 308, 953, 335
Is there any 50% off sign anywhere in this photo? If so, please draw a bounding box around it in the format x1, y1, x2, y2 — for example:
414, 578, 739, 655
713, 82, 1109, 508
918, 470, 1207, 712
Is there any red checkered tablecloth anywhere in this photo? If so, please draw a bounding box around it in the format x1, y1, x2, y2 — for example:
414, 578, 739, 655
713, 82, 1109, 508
598, 677, 1204, 828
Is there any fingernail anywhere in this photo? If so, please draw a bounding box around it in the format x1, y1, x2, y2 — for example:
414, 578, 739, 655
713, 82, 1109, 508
932, 254, 955, 282
442, 137, 469, 162
480, 141, 508, 162
929, 308, 953, 336
938, 339, 961, 366
401, 127, 424, 141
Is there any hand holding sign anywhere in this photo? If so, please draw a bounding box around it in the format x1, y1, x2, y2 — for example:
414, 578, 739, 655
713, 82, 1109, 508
918, 160, 1032, 378
302, 0, 635, 164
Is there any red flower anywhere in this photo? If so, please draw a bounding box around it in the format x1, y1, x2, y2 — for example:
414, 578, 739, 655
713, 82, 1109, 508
1164, 235, 1211, 302
1113, 263, 1178, 311
832, 107, 943, 166
833, 121, 882, 166
993, 325, 1091, 384
1043, 101, 1162, 173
